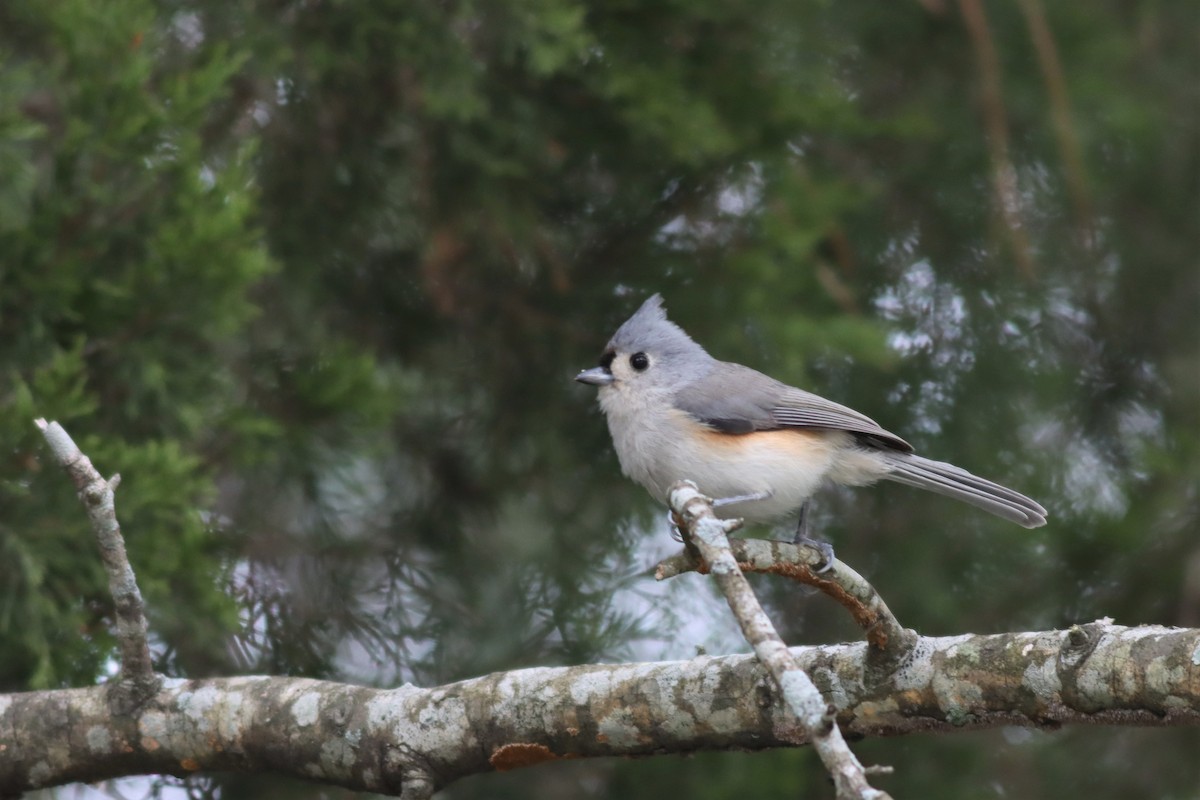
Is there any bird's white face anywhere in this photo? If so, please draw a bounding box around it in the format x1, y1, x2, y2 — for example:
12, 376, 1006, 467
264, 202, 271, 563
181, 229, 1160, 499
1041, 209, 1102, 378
576, 344, 668, 398
593, 347, 664, 414
603, 346, 655, 385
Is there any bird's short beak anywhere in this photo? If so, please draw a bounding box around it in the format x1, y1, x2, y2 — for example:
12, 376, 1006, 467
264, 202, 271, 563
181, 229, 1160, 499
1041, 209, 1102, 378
575, 367, 614, 386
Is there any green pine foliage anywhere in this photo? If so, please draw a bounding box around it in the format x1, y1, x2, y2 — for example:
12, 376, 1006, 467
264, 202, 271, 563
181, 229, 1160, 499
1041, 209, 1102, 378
1, 0, 1197, 797
0, 0, 268, 687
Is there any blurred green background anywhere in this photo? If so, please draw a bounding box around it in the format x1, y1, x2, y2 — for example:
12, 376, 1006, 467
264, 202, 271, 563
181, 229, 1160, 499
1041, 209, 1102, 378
1, 0, 1197, 797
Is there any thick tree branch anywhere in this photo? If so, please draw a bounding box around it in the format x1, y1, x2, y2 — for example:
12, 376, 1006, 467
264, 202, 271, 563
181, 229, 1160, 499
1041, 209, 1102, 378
667, 481, 891, 800
3, 623, 1200, 795
34, 419, 159, 700
18, 422, 1200, 797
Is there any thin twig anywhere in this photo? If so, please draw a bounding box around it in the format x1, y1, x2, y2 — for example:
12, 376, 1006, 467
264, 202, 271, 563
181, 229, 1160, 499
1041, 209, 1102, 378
34, 418, 159, 697
668, 481, 892, 800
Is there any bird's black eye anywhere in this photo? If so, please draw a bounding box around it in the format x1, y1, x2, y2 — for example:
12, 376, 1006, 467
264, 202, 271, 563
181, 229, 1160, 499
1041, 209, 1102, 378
630, 352, 649, 371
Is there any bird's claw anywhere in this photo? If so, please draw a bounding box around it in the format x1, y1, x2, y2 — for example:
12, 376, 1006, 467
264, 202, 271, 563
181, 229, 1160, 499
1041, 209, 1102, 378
797, 537, 836, 573
667, 510, 684, 542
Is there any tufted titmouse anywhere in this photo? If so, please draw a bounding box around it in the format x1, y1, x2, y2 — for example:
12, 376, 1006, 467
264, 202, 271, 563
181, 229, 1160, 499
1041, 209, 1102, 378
575, 295, 1046, 554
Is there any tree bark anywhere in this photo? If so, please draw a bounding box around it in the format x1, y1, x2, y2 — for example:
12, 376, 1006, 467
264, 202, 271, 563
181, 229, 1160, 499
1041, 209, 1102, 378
3, 621, 1199, 797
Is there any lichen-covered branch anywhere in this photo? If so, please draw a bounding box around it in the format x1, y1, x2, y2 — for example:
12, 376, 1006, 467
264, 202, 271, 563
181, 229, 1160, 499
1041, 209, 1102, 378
18, 421, 1200, 797
3, 623, 1200, 795
666, 481, 890, 800
34, 419, 157, 696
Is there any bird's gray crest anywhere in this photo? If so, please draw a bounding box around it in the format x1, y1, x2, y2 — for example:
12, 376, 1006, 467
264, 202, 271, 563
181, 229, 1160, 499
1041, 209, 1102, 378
608, 294, 708, 362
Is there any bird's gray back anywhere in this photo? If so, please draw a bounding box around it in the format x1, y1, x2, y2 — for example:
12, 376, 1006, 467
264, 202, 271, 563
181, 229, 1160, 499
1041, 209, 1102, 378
673, 361, 913, 452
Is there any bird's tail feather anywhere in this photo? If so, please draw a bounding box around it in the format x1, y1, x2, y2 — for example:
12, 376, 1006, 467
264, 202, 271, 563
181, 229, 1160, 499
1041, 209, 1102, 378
881, 454, 1047, 528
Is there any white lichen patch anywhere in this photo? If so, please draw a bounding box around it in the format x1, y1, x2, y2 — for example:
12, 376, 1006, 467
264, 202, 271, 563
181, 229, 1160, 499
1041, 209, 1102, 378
217, 691, 247, 742
1145, 659, 1185, 695
85, 725, 112, 754
676, 662, 748, 732
932, 668, 983, 711
494, 672, 519, 702
1163, 695, 1191, 711
942, 634, 979, 662
1072, 653, 1127, 702
292, 693, 321, 727
568, 669, 617, 706
139, 710, 169, 741
656, 704, 697, 739
270, 678, 321, 705
366, 696, 400, 732
408, 693, 474, 752
169, 684, 253, 751
319, 735, 359, 778
1119, 626, 1169, 641
652, 664, 696, 705
178, 685, 222, 731
366, 685, 422, 732
1021, 657, 1060, 697
689, 658, 724, 708
892, 639, 936, 692
817, 643, 862, 661
0, 696, 11, 716
812, 666, 849, 710
596, 707, 643, 748
625, 667, 664, 706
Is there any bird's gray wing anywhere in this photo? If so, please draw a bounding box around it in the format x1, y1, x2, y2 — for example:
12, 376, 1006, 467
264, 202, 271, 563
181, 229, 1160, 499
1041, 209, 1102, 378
674, 361, 913, 452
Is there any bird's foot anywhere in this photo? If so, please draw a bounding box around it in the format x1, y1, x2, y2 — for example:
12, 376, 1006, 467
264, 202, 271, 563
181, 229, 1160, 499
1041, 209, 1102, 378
795, 536, 835, 573
791, 501, 835, 573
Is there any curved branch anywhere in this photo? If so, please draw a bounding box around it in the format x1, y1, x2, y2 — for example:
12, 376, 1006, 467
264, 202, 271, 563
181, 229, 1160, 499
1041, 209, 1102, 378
656, 537, 914, 659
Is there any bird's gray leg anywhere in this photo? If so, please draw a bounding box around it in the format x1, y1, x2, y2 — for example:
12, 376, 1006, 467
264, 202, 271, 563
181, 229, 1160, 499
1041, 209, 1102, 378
700, 491, 835, 572
671, 491, 771, 541
791, 501, 835, 573
792, 500, 810, 542
712, 489, 772, 508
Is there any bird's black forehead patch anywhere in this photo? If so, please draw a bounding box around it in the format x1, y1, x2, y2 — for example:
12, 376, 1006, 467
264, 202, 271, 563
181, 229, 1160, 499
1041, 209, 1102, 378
599, 350, 616, 370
